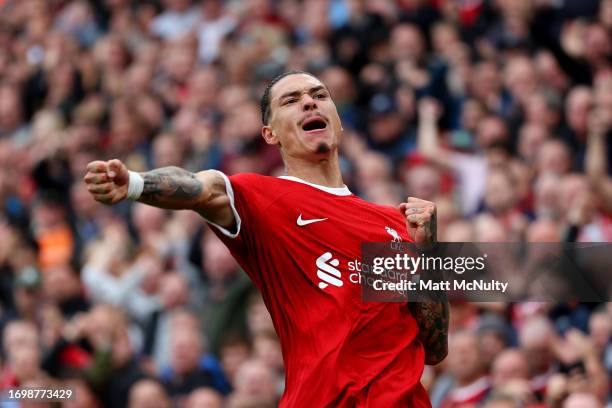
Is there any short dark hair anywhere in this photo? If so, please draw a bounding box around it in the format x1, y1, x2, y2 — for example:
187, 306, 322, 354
260, 70, 318, 125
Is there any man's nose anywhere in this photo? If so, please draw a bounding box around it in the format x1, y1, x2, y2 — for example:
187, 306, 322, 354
302, 94, 317, 111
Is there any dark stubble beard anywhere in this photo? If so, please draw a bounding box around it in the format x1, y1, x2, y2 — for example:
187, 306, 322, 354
315, 143, 331, 154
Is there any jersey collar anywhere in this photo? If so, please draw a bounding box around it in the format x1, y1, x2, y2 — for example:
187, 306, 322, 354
278, 176, 352, 196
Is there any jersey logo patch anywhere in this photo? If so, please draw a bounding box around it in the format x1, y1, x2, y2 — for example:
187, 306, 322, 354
316, 252, 342, 289
297, 214, 328, 226
385, 226, 402, 242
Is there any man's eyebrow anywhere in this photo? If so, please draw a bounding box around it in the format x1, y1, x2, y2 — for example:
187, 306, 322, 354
308, 85, 326, 94
278, 90, 302, 101
278, 86, 327, 102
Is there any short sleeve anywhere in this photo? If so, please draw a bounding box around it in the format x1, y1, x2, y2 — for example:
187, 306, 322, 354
201, 172, 272, 259
203, 170, 242, 239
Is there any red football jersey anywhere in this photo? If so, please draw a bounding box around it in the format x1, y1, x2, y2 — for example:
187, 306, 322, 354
209, 173, 430, 408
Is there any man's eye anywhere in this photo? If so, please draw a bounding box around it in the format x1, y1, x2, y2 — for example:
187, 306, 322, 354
284, 99, 298, 105
315, 93, 327, 99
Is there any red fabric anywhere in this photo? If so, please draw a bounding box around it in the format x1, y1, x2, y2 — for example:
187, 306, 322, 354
404, 152, 455, 194
0, 367, 18, 390
458, 2, 483, 27
59, 345, 92, 369
602, 214, 612, 241
441, 377, 490, 408
434, 0, 484, 27
405, 152, 427, 168
211, 174, 430, 408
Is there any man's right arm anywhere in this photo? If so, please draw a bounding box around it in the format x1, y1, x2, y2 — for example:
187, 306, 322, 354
84, 159, 235, 230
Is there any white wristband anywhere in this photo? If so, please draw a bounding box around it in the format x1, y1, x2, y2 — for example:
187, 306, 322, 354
127, 171, 144, 200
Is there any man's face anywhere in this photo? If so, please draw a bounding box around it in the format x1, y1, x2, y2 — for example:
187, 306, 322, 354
476, 117, 507, 149
485, 170, 515, 213
171, 330, 201, 374
447, 332, 484, 383
263, 74, 342, 160
492, 350, 530, 388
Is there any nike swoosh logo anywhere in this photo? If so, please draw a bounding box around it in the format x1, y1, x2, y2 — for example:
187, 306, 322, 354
297, 214, 328, 226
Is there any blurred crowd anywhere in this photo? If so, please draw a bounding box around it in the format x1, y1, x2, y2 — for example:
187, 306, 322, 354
0, 0, 611, 407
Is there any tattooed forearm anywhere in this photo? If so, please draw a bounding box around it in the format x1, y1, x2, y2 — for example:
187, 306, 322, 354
138, 167, 204, 209
409, 300, 449, 365
423, 212, 437, 246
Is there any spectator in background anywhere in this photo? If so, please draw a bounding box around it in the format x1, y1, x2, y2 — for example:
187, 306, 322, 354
418, 98, 512, 217
402, 162, 441, 203
184, 387, 224, 408
587, 310, 612, 375
89, 304, 146, 408
517, 122, 550, 166
197, 0, 236, 64
127, 378, 171, 408
2, 265, 41, 324
252, 330, 283, 392
63, 377, 103, 408
536, 139, 572, 176
152, 132, 185, 168
491, 349, 530, 391
158, 309, 230, 396
519, 316, 558, 397
70, 180, 107, 252
0, 84, 29, 146
439, 330, 490, 408
218, 336, 251, 386
150, 0, 200, 40
227, 359, 278, 407
200, 231, 253, 355
163, 326, 216, 398
42, 263, 90, 319
142, 272, 193, 371
477, 314, 513, 370
2, 342, 45, 389
82, 222, 162, 324
31, 195, 75, 270
1, 320, 39, 360
366, 92, 414, 161
563, 392, 603, 408
245, 292, 275, 339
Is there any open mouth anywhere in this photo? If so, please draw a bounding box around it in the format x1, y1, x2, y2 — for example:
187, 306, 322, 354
302, 117, 327, 132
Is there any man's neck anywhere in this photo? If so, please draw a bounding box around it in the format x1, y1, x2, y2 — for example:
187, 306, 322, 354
284, 155, 344, 188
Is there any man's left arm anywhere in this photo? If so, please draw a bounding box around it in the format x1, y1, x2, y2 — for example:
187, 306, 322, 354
400, 197, 449, 365
408, 299, 449, 365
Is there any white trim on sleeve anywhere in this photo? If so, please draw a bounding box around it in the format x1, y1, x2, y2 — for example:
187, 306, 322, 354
203, 170, 242, 239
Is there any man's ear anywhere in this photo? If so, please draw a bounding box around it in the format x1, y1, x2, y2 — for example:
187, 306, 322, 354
261, 125, 279, 145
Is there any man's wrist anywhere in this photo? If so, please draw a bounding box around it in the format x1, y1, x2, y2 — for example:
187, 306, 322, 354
127, 171, 144, 200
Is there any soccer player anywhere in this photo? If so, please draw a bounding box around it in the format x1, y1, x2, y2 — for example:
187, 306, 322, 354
84, 71, 448, 407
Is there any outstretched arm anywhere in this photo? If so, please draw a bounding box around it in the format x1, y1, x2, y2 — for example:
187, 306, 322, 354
417, 98, 452, 169
400, 197, 449, 365
84, 159, 234, 229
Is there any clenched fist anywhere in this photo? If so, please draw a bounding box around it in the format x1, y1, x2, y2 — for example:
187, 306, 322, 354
84, 159, 130, 204
399, 197, 437, 247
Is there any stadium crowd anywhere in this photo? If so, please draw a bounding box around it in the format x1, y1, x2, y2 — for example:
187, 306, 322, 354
0, 0, 611, 407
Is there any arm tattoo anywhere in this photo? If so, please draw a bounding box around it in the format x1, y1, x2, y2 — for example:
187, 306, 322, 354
426, 212, 437, 243
409, 300, 449, 365
138, 167, 203, 209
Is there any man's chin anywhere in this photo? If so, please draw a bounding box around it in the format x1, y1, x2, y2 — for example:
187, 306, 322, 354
315, 142, 331, 154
